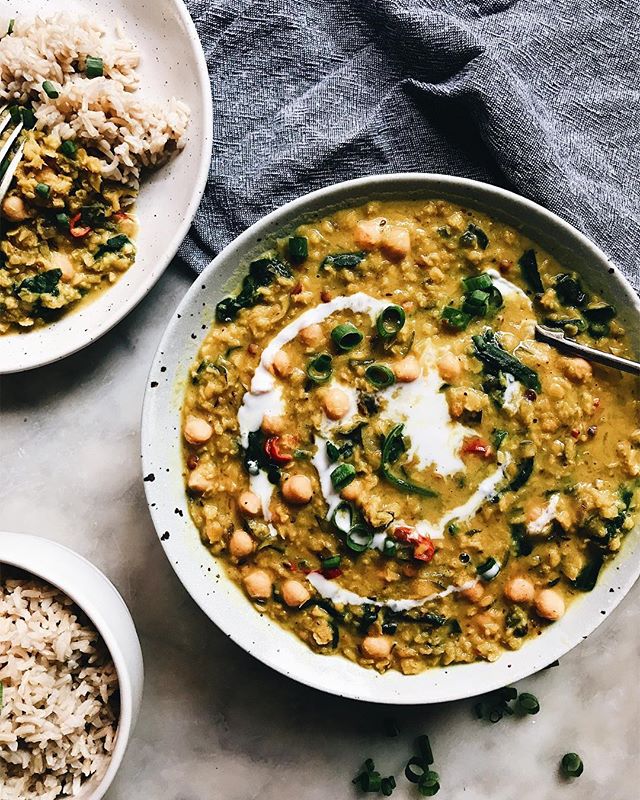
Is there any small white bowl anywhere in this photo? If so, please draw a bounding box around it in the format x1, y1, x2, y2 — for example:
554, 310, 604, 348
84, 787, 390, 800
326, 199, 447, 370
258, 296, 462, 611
142, 173, 640, 705
0, 0, 213, 373
0, 531, 144, 799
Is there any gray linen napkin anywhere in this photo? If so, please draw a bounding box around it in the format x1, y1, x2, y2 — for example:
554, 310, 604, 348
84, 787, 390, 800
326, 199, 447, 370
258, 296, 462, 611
180, 0, 640, 294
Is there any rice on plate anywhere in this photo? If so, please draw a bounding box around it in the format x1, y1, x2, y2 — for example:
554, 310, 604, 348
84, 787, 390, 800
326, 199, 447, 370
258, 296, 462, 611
0, 572, 119, 800
0, 14, 190, 334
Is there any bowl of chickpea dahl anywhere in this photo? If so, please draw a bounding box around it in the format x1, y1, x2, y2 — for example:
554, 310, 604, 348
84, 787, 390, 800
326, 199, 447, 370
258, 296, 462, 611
142, 173, 640, 704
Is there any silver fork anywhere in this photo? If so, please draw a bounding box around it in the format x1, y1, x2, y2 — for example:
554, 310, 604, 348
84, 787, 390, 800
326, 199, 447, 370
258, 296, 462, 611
535, 323, 640, 376
0, 103, 25, 206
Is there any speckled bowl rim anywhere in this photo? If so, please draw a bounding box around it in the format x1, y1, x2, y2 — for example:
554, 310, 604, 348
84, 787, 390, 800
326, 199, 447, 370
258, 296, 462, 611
141, 173, 640, 705
0, 0, 213, 374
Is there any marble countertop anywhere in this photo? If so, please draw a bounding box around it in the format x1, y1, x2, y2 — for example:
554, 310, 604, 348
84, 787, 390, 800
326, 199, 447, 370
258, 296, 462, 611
1, 265, 638, 800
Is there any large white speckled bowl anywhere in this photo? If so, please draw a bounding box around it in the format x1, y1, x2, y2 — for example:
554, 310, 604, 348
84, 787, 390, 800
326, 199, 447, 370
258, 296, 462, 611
0, 0, 212, 373
142, 174, 640, 704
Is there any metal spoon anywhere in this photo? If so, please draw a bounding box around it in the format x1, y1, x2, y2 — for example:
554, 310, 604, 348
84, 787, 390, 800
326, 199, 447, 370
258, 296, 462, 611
535, 324, 640, 377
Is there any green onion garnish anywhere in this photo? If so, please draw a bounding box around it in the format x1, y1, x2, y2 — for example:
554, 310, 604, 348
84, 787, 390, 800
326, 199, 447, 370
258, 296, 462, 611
441, 305, 471, 330
7, 19, 14, 35
365, 363, 395, 389
346, 524, 373, 553
462, 273, 493, 292
85, 56, 104, 78
35, 183, 51, 199
55, 212, 70, 228
331, 322, 363, 352
561, 752, 583, 778
517, 692, 540, 715
415, 735, 434, 765
288, 235, 308, 264
418, 771, 440, 796
321, 555, 341, 570
376, 305, 406, 339
405, 757, 427, 784
477, 557, 500, 580
330, 463, 356, 491
330, 501, 354, 533
382, 538, 397, 557
42, 80, 59, 99
462, 289, 490, 317
306, 353, 332, 384
59, 139, 78, 158
381, 776, 396, 796
20, 107, 36, 130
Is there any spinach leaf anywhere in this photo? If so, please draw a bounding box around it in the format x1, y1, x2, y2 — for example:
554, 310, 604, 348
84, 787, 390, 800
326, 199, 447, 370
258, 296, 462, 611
582, 303, 616, 323
506, 457, 534, 493
472, 330, 541, 391
81, 204, 107, 228
573, 551, 604, 591
16, 268, 62, 296
321, 251, 366, 270
510, 522, 533, 556
554, 273, 587, 307
380, 424, 438, 497
216, 256, 292, 323
459, 223, 489, 250
94, 234, 131, 259
518, 249, 543, 293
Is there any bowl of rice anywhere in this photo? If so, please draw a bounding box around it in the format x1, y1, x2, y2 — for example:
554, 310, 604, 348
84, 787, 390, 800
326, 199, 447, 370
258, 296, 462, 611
0, 531, 144, 800
0, 0, 213, 372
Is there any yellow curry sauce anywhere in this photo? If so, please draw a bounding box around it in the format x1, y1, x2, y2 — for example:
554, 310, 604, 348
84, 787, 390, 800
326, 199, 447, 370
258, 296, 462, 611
0, 131, 137, 333
182, 199, 639, 674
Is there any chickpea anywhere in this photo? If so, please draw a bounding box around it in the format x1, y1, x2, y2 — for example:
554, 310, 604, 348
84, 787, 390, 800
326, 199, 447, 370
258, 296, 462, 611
183, 414, 213, 445
281, 475, 313, 505
187, 467, 212, 493
238, 490, 261, 516
381, 226, 411, 260
361, 635, 393, 659
281, 579, 311, 607
262, 414, 286, 435
272, 349, 292, 378
298, 323, 324, 348
340, 479, 362, 502
504, 576, 535, 604
393, 355, 420, 382
2, 195, 29, 222
243, 569, 272, 600
50, 250, 75, 282
353, 217, 386, 249
229, 529, 254, 559
534, 589, 565, 621
561, 357, 592, 383
321, 387, 351, 420
437, 351, 462, 382
461, 581, 484, 602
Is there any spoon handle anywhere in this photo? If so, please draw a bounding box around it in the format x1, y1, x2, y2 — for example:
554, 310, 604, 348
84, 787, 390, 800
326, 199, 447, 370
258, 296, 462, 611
534, 324, 640, 377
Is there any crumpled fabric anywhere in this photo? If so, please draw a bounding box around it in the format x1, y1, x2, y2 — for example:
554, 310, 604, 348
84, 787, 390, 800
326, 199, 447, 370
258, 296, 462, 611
180, 0, 640, 294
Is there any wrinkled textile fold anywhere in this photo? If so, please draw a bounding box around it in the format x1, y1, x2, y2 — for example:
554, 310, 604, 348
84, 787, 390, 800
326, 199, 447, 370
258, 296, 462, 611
181, 0, 640, 293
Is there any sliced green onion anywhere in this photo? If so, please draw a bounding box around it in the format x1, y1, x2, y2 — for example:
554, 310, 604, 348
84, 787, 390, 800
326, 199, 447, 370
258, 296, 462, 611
8, 105, 20, 123
381, 776, 396, 796
330, 501, 354, 533
85, 56, 104, 78
331, 322, 363, 352
517, 692, 540, 715
59, 139, 78, 158
582, 303, 616, 323
326, 441, 340, 462
441, 306, 471, 330
462, 289, 490, 316
42, 80, 59, 99
415, 735, 434, 765
477, 557, 500, 581
462, 273, 493, 292
376, 305, 406, 338
306, 353, 332, 384
288, 235, 308, 264
418, 771, 440, 796
561, 753, 583, 778
55, 212, 70, 228
322, 555, 341, 570
346, 524, 373, 553
365, 363, 395, 389
492, 429, 508, 450
20, 107, 36, 130
330, 463, 356, 491
405, 757, 427, 784
382, 537, 397, 557
35, 183, 51, 199
7, 19, 14, 35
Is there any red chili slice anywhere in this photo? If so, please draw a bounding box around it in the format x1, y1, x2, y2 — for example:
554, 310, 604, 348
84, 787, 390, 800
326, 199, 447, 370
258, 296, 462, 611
69, 212, 91, 238
461, 436, 492, 458
322, 567, 343, 580
264, 436, 293, 465
113, 211, 128, 221
392, 525, 414, 542
413, 537, 435, 563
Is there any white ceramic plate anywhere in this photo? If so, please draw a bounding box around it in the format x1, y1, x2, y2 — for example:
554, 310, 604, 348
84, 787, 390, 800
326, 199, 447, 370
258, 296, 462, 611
142, 174, 640, 704
0, 531, 144, 800
0, 0, 212, 373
